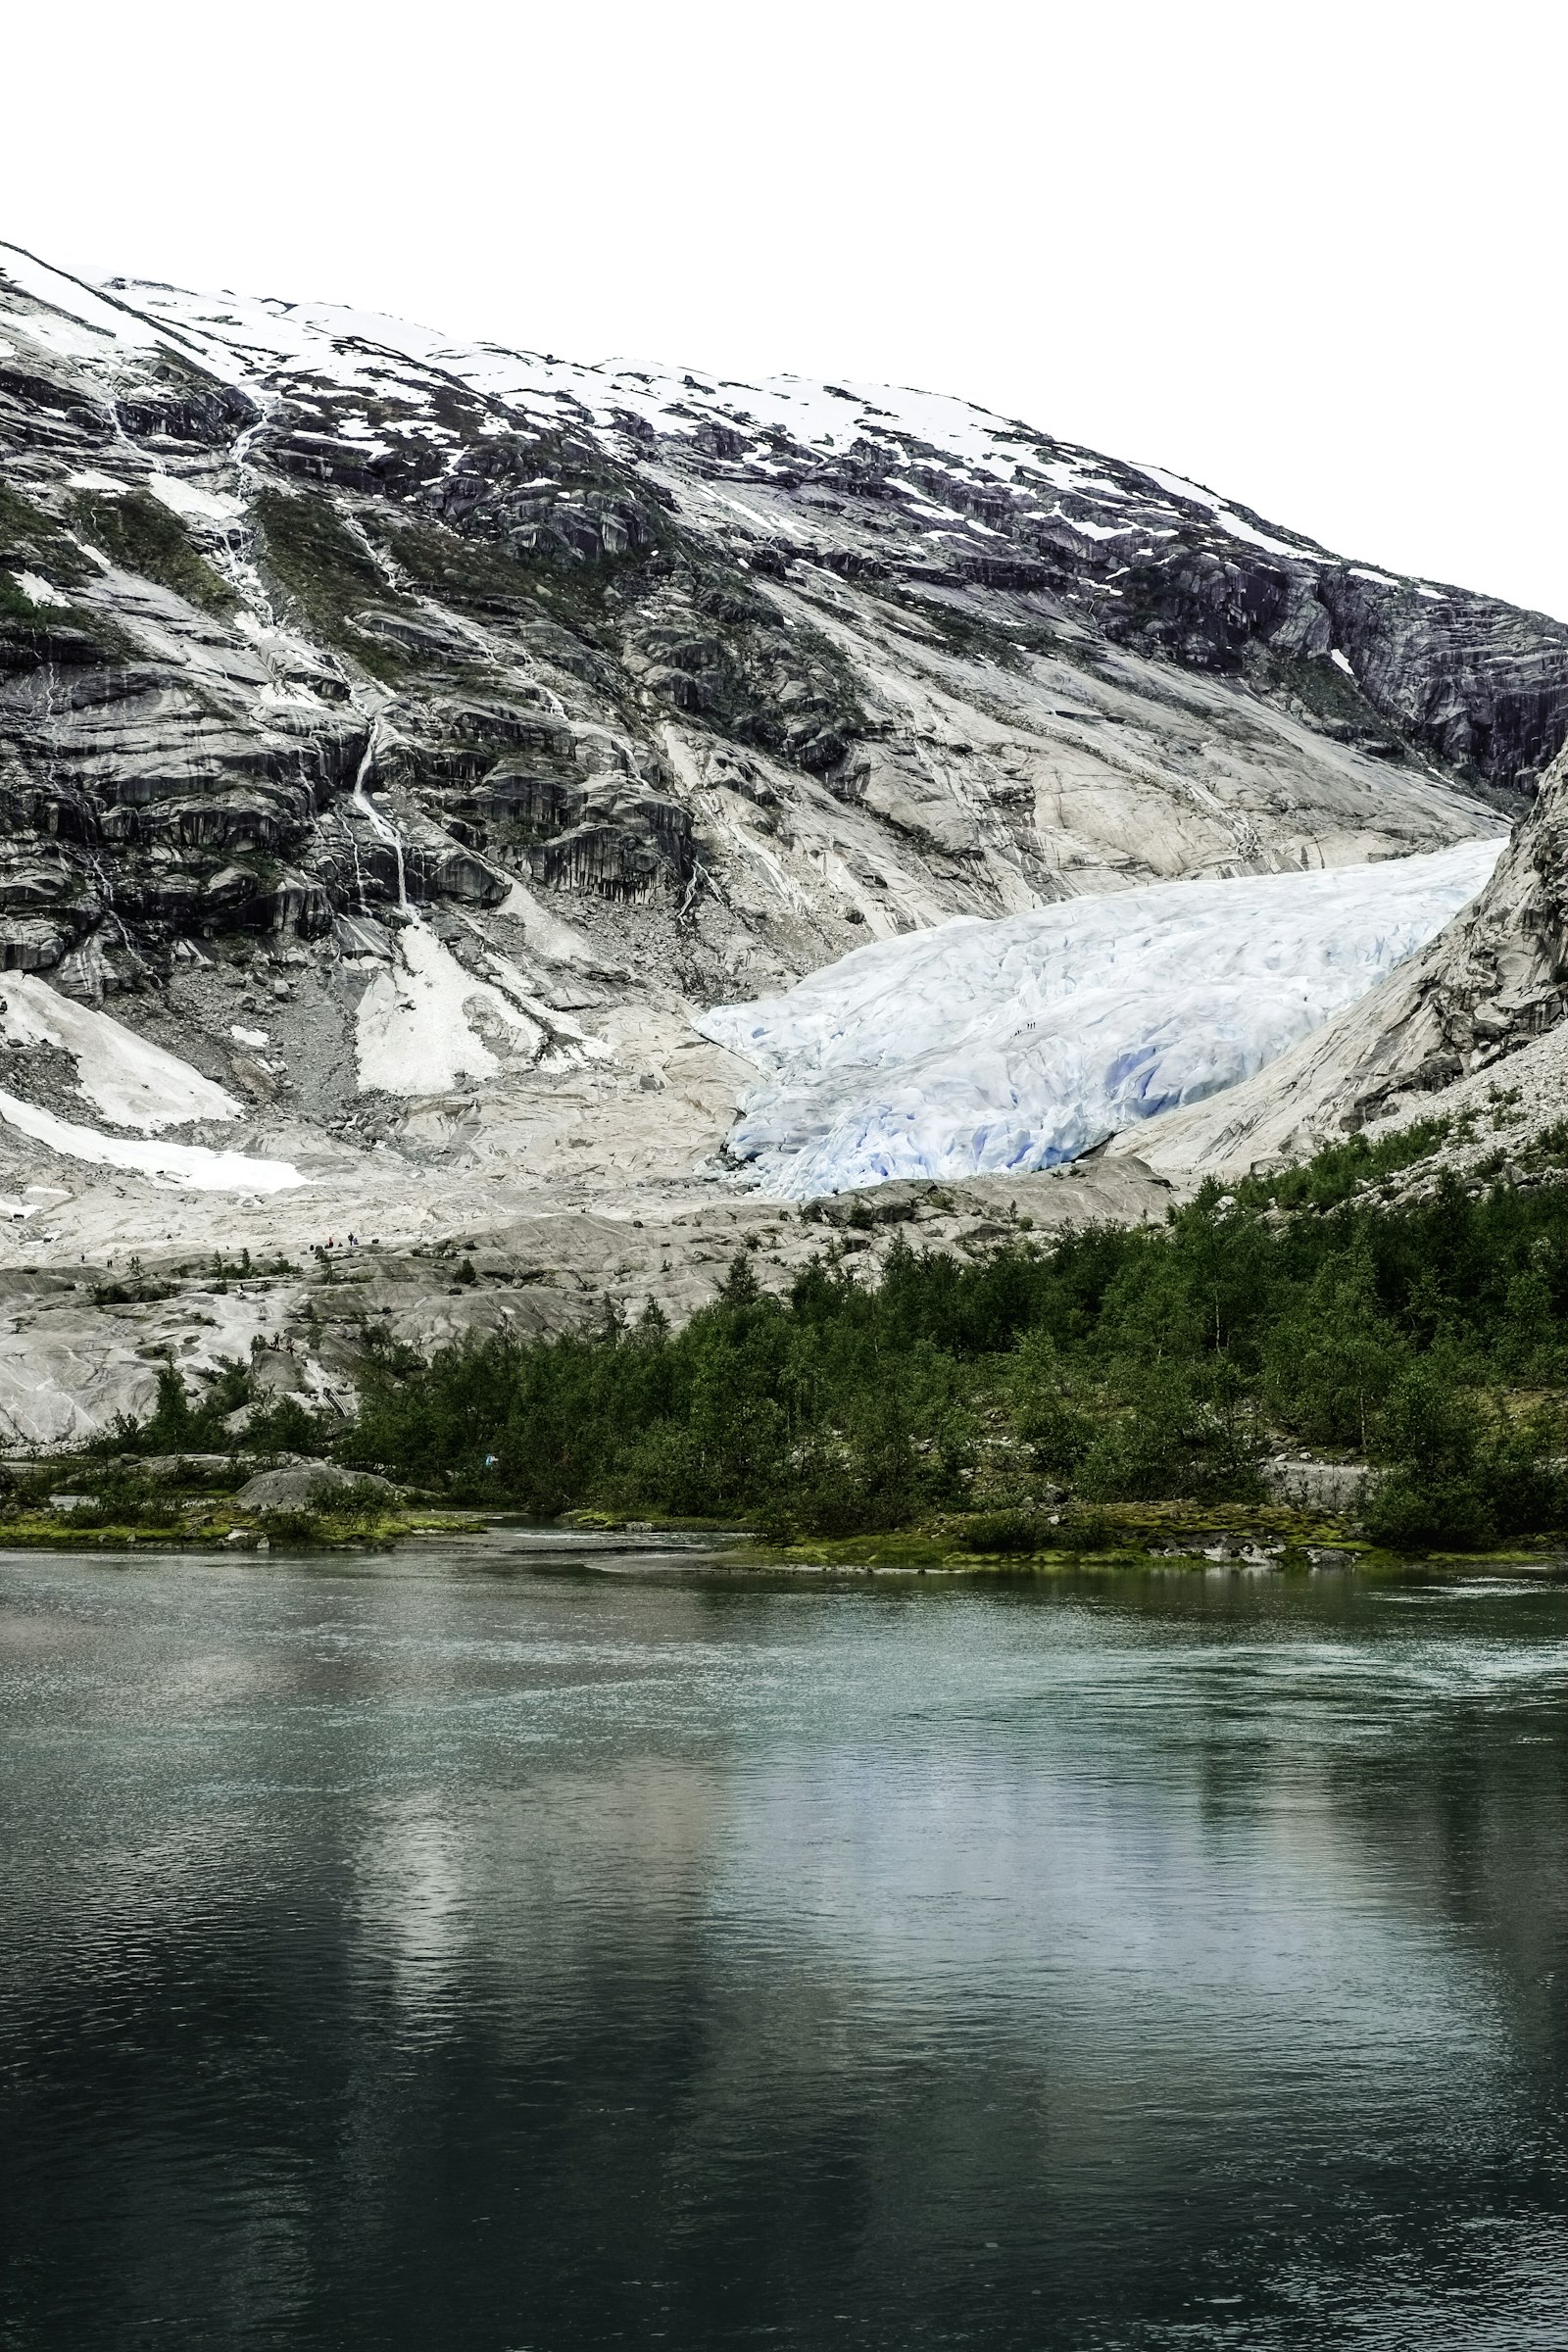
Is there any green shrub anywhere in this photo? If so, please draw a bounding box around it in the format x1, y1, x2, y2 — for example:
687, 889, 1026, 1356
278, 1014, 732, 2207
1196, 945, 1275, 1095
1075, 1367, 1262, 1504
107, 1359, 257, 1456
960, 1511, 1046, 1554
1012, 1332, 1095, 1472
1363, 1364, 1568, 1549
1049, 1509, 1118, 1553
242, 1396, 321, 1453
1260, 1246, 1405, 1446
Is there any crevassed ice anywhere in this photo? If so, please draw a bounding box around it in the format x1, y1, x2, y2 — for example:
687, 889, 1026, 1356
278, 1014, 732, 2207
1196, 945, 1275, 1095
695, 840, 1504, 1198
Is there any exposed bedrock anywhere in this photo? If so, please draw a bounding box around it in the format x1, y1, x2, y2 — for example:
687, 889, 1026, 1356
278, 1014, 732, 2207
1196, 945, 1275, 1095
0, 237, 1562, 1396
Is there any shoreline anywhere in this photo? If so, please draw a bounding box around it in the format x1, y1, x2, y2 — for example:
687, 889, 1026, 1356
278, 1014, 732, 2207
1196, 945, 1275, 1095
3, 1509, 1566, 1583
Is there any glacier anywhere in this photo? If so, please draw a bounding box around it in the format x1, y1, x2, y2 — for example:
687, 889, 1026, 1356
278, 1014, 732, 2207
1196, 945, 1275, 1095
696, 840, 1505, 1198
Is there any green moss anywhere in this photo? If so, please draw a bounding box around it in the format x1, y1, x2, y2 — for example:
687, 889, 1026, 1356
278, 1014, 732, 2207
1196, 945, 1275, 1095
0, 483, 95, 587
0, 1503, 413, 1551
253, 1499, 403, 1547
254, 488, 414, 680
67, 489, 236, 613
0, 1450, 417, 1551
737, 1497, 1365, 1573
0, 483, 139, 664
384, 518, 559, 612
0, 1517, 187, 1549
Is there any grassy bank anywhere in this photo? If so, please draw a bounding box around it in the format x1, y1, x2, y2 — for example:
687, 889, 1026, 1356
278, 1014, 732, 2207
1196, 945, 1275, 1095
0, 1459, 479, 1551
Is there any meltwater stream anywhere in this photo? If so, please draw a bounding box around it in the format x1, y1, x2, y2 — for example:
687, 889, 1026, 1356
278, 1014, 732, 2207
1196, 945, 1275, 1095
2, 1546, 1566, 2350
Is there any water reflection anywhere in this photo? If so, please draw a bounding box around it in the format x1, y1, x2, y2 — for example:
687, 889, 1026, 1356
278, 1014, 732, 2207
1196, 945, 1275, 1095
1, 1555, 1565, 2349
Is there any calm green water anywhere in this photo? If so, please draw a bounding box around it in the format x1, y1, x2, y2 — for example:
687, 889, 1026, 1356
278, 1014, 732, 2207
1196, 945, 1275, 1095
2, 1544, 1566, 2351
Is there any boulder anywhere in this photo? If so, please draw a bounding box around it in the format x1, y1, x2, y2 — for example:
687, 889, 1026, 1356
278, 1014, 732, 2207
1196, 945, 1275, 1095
235, 1461, 396, 1509
1259, 1458, 1374, 1513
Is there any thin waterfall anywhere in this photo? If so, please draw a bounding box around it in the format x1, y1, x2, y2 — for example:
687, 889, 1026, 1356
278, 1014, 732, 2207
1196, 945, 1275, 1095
350, 724, 409, 912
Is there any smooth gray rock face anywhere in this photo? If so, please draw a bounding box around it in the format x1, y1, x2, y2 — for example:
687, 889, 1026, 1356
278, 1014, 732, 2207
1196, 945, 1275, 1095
1105, 739, 1568, 1182
1260, 1458, 1375, 1513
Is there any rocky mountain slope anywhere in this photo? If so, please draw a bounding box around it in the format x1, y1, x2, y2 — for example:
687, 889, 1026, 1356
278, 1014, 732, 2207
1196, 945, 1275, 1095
1, 235, 1565, 1434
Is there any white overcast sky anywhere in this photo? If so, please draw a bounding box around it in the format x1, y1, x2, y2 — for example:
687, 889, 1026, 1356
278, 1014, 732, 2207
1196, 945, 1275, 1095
5, 0, 1565, 616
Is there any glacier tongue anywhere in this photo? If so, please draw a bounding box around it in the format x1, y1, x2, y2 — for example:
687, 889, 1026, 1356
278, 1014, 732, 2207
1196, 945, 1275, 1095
697, 841, 1506, 1198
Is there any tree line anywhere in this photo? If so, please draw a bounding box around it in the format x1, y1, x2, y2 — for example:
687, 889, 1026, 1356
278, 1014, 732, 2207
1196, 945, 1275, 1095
322, 1126, 1568, 1550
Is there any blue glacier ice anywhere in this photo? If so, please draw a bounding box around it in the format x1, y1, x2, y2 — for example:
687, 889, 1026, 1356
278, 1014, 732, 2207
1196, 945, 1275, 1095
695, 840, 1504, 1198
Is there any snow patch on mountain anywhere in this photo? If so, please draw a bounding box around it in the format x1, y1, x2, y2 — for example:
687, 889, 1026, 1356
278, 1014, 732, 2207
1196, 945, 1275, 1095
698, 842, 1505, 1197
0, 244, 162, 353
354, 920, 545, 1097
0, 976, 242, 1129
141, 473, 244, 525
9, 571, 70, 608
0, 1094, 304, 1192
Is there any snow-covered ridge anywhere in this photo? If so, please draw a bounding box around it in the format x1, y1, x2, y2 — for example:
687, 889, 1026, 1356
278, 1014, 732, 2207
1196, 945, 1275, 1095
107, 272, 1340, 563
697, 842, 1505, 1198
0, 242, 1356, 580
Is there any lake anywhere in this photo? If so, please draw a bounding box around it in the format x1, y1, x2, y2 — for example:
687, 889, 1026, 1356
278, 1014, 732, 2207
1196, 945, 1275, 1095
2, 1542, 1565, 2349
